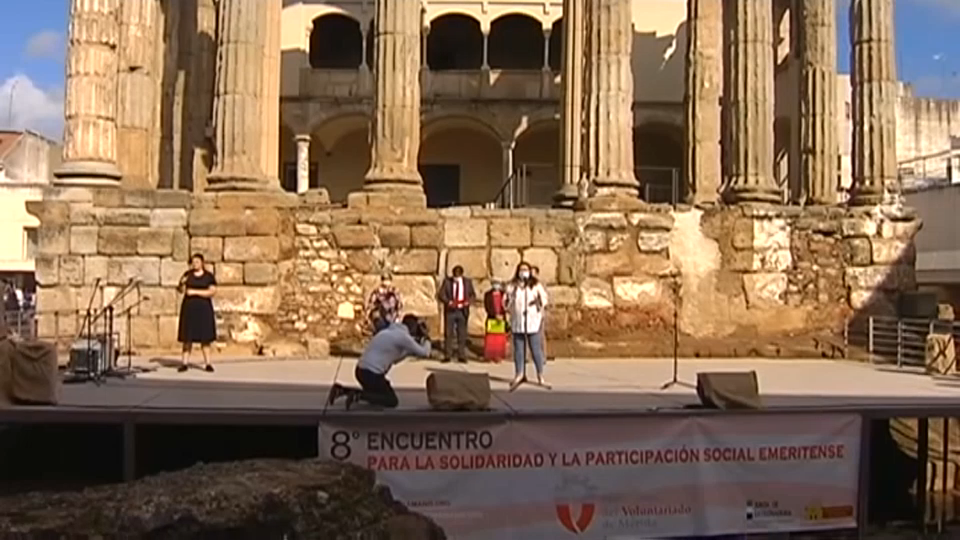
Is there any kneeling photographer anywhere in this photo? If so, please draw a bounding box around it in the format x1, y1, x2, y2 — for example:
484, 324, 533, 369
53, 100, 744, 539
330, 314, 432, 409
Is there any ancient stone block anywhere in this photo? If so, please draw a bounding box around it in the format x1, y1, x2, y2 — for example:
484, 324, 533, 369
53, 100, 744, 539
190, 237, 224, 262
628, 212, 674, 230
612, 276, 664, 307
346, 250, 381, 274
245, 262, 279, 285
149, 208, 188, 229
731, 218, 755, 249
99, 208, 151, 227
489, 218, 531, 247
391, 275, 439, 317
411, 225, 442, 247
35, 313, 56, 340
141, 287, 180, 316
98, 226, 140, 255
585, 251, 632, 277
333, 225, 378, 248
579, 212, 628, 229
490, 249, 521, 281
546, 285, 580, 306
160, 258, 186, 287
216, 191, 298, 209
531, 219, 577, 247
841, 216, 878, 237
26, 200, 69, 225
754, 219, 791, 251
137, 227, 174, 256
215, 262, 244, 285
444, 218, 488, 247
38, 225, 70, 255
131, 316, 160, 348
215, 286, 281, 314
842, 237, 872, 266
582, 229, 607, 252
37, 286, 77, 313
59, 256, 85, 286
557, 249, 582, 285
69, 204, 99, 225
580, 277, 614, 309
522, 248, 558, 284
69, 226, 99, 255
157, 316, 180, 348
379, 225, 411, 248
172, 229, 190, 261
742, 273, 788, 309
844, 266, 897, 291
152, 190, 192, 209
34, 256, 59, 286
223, 237, 280, 263
880, 219, 921, 240
637, 231, 670, 253
393, 249, 439, 275
306, 337, 331, 358
188, 208, 246, 237
245, 208, 281, 236
84, 256, 108, 285
295, 223, 318, 236
447, 249, 489, 278
871, 238, 913, 265
107, 257, 161, 286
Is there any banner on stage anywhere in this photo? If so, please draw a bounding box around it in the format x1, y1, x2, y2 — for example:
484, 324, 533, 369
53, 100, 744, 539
319, 413, 861, 539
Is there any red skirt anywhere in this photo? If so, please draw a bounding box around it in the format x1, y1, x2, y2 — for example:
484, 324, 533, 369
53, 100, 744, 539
484, 318, 507, 362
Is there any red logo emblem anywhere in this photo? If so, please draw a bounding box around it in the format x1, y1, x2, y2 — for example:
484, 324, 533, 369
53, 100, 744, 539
556, 503, 596, 534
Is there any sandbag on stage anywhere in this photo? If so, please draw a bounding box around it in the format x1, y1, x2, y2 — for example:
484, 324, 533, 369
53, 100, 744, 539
9, 340, 59, 406
426, 371, 491, 411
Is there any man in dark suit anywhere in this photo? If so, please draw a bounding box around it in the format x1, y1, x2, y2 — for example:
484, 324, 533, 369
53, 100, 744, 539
437, 265, 476, 363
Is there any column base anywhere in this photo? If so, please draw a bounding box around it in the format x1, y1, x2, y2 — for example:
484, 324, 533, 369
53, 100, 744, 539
580, 195, 648, 211
298, 188, 331, 205
552, 183, 581, 209
206, 172, 281, 192
53, 160, 122, 187
347, 189, 427, 209
725, 185, 782, 204
848, 189, 884, 207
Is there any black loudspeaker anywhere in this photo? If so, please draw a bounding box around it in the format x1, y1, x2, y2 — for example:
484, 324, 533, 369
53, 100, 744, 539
696, 371, 762, 410
899, 292, 938, 320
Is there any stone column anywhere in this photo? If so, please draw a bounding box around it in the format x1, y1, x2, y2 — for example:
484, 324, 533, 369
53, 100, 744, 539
117, 0, 159, 189
723, 0, 780, 203
54, 0, 123, 187
362, 0, 424, 197
261, 0, 282, 181
554, 0, 585, 207
206, 0, 276, 191
797, 0, 839, 205
296, 134, 311, 194
683, 0, 723, 205
849, 0, 898, 206
583, 0, 640, 204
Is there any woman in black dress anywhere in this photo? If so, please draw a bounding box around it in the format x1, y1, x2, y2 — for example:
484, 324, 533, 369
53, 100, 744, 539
176, 253, 217, 372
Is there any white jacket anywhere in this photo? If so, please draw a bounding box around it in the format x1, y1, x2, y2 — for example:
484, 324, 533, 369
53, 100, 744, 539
505, 282, 548, 334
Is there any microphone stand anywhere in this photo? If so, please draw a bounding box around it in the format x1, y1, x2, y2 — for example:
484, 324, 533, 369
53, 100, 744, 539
103, 297, 157, 379
659, 273, 694, 390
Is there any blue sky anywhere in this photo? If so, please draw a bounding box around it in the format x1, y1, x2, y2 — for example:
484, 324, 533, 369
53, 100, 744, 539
0, 0, 958, 141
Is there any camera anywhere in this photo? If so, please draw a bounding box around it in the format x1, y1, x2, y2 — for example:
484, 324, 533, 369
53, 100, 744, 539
415, 320, 430, 343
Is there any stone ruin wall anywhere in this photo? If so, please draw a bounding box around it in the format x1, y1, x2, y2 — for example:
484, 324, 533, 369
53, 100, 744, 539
26, 188, 920, 357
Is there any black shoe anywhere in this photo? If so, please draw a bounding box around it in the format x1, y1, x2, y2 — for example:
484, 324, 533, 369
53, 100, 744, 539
457, 358, 468, 364
177, 364, 188, 373
204, 364, 215, 373
441, 358, 451, 364
327, 384, 345, 406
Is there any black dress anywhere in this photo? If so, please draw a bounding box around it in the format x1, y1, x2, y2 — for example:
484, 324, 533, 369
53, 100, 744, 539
177, 271, 217, 345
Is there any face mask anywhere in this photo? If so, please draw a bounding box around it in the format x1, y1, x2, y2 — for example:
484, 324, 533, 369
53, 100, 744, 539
519, 271, 530, 280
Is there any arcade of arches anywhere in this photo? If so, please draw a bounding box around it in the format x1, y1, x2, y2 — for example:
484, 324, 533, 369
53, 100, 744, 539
279, 119, 683, 206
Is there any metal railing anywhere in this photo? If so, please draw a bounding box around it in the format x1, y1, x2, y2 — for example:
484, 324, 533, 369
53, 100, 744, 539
490, 165, 683, 209
3, 309, 36, 341
845, 315, 959, 368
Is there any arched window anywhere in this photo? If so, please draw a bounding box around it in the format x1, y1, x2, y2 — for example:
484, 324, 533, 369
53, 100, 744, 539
427, 14, 484, 70
309, 14, 363, 69
488, 14, 544, 70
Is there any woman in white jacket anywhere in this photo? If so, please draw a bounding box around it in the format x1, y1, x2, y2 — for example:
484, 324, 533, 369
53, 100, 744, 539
504, 261, 550, 391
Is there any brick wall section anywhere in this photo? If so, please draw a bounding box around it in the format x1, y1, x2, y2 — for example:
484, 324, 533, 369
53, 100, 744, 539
27, 188, 921, 356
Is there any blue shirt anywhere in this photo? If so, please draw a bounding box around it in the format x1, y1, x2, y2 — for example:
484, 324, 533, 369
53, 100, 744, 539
357, 323, 432, 375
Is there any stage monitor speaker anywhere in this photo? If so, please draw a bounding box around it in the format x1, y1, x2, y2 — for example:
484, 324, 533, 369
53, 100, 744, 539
696, 371, 762, 410
899, 292, 938, 320
426, 371, 491, 411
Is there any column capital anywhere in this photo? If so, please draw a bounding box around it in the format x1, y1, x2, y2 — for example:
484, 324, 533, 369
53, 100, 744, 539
295, 134, 312, 143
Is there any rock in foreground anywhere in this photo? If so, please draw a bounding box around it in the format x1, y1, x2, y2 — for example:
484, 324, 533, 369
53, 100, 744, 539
0, 459, 445, 540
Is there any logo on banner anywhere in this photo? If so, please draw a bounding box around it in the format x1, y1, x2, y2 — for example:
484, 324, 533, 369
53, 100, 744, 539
554, 474, 598, 535
745, 499, 791, 522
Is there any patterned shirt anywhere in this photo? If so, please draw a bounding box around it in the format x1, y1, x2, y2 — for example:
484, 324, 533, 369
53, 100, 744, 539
366, 286, 403, 324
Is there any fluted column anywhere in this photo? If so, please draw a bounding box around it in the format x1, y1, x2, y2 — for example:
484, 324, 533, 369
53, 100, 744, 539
723, 0, 780, 203
117, 0, 159, 189
798, 0, 839, 205
296, 134, 311, 194
54, 0, 123, 187
583, 0, 639, 202
261, 0, 282, 180
554, 0, 585, 207
207, 0, 275, 191
363, 0, 423, 194
683, 0, 723, 205
849, 0, 898, 206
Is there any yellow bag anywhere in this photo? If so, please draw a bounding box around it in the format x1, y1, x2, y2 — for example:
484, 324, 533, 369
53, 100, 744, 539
485, 319, 507, 334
